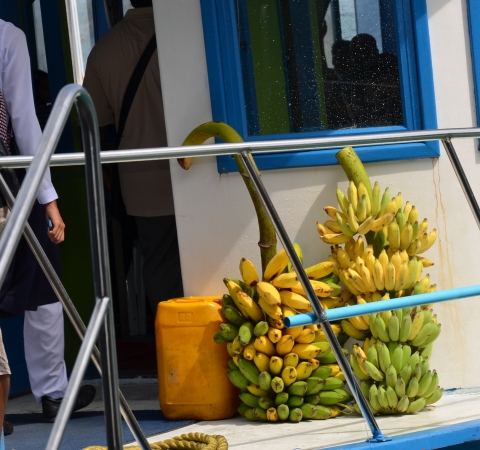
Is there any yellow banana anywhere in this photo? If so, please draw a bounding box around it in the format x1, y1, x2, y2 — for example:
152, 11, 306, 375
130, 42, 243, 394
407, 239, 421, 257
271, 272, 299, 289
336, 188, 350, 215
337, 248, 352, 270
417, 229, 437, 254
341, 319, 370, 340
339, 270, 361, 296
388, 221, 400, 252
400, 222, 413, 250
254, 336, 276, 356
243, 342, 257, 360
337, 212, 356, 237
403, 201, 412, 219
269, 356, 284, 375
395, 192, 403, 210
356, 297, 371, 326
320, 233, 352, 244
373, 259, 385, 291
236, 290, 264, 322
225, 279, 251, 319
394, 261, 409, 291
385, 198, 398, 215
347, 204, 359, 233
305, 261, 335, 279
347, 268, 369, 294
256, 281, 281, 305
281, 366, 297, 386
258, 297, 283, 320
416, 256, 434, 268
348, 314, 370, 331
276, 335, 296, 356
391, 251, 402, 274
267, 327, 282, 344
417, 218, 428, 238
371, 181, 381, 215
384, 262, 396, 292
356, 195, 367, 223
239, 258, 260, 287
296, 361, 313, 380
292, 343, 321, 360
324, 220, 342, 233
284, 352, 299, 368
317, 222, 334, 236
354, 236, 365, 259
400, 250, 409, 264
347, 180, 358, 212
263, 249, 290, 281
358, 262, 377, 293
279, 291, 311, 310
290, 280, 334, 298
295, 328, 316, 344
324, 206, 347, 221
370, 212, 395, 232
254, 352, 270, 372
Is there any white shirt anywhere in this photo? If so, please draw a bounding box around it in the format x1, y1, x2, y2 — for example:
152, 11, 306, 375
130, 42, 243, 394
0, 20, 57, 204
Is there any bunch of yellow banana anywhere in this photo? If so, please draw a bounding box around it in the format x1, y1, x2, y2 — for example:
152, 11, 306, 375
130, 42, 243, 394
216, 252, 357, 422
350, 335, 443, 415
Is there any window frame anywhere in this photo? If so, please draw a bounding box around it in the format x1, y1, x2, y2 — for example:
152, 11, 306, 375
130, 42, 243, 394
200, 0, 439, 173
467, 1, 480, 132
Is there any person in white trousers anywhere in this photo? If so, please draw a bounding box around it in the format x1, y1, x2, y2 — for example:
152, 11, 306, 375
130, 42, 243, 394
0, 19, 96, 432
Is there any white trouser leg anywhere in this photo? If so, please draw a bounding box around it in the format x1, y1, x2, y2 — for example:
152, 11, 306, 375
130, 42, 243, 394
24, 302, 68, 403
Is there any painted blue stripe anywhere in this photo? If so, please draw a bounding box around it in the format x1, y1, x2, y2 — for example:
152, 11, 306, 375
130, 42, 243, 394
467, 1, 480, 131
322, 419, 480, 449
217, 142, 438, 173
284, 284, 480, 327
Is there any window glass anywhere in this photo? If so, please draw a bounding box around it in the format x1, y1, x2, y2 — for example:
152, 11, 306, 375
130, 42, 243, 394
123, 0, 133, 15
237, 0, 402, 136
76, 0, 95, 71
32, 0, 48, 72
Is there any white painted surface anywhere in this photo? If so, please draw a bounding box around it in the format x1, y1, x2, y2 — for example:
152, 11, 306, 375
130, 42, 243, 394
132, 391, 480, 449
153, 0, 480, 390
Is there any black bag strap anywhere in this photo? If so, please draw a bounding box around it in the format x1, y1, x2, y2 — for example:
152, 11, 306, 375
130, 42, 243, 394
117, 33, 157, 145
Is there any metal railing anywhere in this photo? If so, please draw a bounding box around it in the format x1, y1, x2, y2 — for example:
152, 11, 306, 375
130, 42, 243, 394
1, 83, 480, 445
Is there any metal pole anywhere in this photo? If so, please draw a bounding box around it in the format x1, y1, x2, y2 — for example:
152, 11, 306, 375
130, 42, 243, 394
238, 150, 390, 443
441, 138, 480, 229
4, 126, 480, 169
46, 297, 110, 450
0, 176, 151, 450
284, 284, 480, 326
76, 88, 123, 449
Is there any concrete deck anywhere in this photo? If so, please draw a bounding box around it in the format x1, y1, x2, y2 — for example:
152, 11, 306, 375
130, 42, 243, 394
137, 389, 480, 449
6, 380, 480, 449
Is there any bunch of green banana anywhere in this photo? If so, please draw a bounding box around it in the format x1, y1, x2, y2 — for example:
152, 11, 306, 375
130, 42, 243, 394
350, 338, 443, 415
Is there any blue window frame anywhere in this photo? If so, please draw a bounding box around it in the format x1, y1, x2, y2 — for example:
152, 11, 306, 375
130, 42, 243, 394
200, 0, 438, 173
467, 1, 480, 132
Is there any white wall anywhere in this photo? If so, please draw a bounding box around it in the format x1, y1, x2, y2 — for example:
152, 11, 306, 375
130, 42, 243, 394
153, 0, 480, 390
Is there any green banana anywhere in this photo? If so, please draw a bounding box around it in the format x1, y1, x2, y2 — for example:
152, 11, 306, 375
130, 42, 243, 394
277, 404, 289, 421
411, 321, 435, 347
271, 377, 285, 393
318, 391, 345, 406
227, 369, 249, 390
222, 294, 236, 309
253, 321, 269, 337
367, 345, 379, 369
287, 395, 304, 408
214, 332, 229, 344
386, 386, 398, 408
323, 377, 344, 391
377, 386, 389, 409
379, 343, 391, 373
402, 345, 412, 371
423, 371, 439, 398
223, 305, 246, 326
258, 396, 275, 410
336, 146, 373, 200
406, 377, 419, 398
239, 322, 255, 346
386, 364, 397, 389
406, 397, 426, 413
312, 405, 332, 419
288, 381, 308, 397
300, 403, 318, 419
258, 371, 272, 392
392, 345, 403, 373
388, 313, 400, 341
239, 392, 259, 408
244, 408, 256, 421
311, 366, 333, 379
305, 394, 320, 405
363, 360, 384, 382
253, 407, 268, 421
305, 377, 324, 395
237, 402, 249, 417
238, 358, 261, 385
417, 370, 433, 397
350, 355, 371, 381
396, 395, 409, 413
369, 385, 381, 411
219, 323, 239, 341
399, 314, 412, 343
425, 388, 443, 405
275, 392, 289, 405
395, 375, 406, 398
289, 407, 303, 422
374, 316, 390, 343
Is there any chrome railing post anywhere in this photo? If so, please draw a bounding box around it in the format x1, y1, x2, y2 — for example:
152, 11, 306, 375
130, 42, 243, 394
75, 88, 123, 449
238, 150, 391, 443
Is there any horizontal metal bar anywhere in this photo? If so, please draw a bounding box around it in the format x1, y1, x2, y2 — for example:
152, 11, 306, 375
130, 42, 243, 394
1, 126, 480, 169
284, 285, 480, 328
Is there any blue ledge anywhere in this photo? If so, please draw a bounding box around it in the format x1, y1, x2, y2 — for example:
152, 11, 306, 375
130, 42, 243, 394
323, 419, 480, 449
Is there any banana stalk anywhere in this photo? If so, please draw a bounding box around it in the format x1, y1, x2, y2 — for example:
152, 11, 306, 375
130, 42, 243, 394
180, 122, 277, 272
335, 147, 373, 201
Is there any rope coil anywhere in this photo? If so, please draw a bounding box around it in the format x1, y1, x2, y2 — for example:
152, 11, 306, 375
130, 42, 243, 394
83, 433, 228, 450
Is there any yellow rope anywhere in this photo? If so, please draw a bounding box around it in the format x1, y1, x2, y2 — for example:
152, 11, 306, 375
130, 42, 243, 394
83, 433, 228, 450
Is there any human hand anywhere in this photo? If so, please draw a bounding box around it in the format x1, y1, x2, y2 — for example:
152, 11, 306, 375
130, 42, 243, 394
45, 200, 65, 244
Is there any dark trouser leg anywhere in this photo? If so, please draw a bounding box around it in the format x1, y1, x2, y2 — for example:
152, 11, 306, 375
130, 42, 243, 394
134, 215, 184, 315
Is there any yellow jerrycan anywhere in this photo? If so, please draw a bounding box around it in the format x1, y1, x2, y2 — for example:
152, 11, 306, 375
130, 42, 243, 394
155, 296, 239, 420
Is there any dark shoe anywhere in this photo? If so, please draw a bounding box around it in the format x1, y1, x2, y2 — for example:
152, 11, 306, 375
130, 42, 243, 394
41, 384, 96, 423
3, 420, 13, 436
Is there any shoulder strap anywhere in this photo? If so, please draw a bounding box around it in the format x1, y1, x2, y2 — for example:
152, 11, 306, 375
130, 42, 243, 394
117, 33, 157, 145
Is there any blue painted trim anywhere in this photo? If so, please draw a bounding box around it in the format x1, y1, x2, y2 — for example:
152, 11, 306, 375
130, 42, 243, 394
201, 0, 439, 173
323, 419, 480, 449
285, 284, 480, 328
467, 1, 480, 131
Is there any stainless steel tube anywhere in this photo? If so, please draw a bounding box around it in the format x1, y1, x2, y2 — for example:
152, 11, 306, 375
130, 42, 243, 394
441, 138, 480, 229
77, 87, 123, 449
238, 150, 390, 443
2, 126, 480, 169
0, 176, 151, 450
46, 296, 110, 450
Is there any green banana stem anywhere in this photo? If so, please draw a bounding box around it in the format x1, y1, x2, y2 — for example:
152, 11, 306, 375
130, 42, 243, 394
181, 121, 277, 273
336, 146, 373, 200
